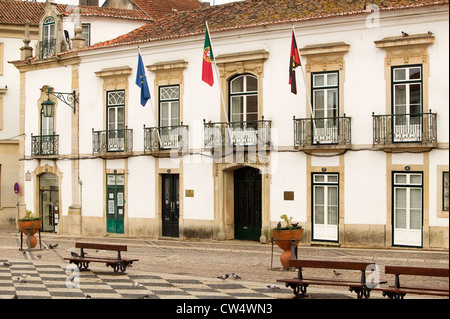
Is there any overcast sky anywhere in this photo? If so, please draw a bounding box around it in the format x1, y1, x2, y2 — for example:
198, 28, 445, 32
54, 0, 244, 6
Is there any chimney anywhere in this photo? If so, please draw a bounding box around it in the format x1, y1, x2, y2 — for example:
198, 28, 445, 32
79, 0, 99, 6
20, 20, 33, 60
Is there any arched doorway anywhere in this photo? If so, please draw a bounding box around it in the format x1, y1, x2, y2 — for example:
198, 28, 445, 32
234, 167, 261, 241
39, 173, 59, 232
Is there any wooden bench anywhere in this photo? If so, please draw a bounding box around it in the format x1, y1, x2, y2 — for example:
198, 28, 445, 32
277, 259, 385, 299
376, 265, 449, 299
64, 242, 138, 273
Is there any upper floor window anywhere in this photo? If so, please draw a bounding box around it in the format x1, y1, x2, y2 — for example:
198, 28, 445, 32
159, 85, 180, 127
42, 17, 55, 58
82, 23, 91, 47
392, 65, 423, 142
312, 72, 338, 119
229, 74, 258, 123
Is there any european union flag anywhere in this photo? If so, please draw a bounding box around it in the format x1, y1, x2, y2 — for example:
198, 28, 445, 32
136, 52, 150, 106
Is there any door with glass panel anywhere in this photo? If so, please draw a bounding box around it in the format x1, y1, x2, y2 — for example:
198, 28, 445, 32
107, 90, 125, 151
229, 74, 258, 145
312, 173, 339, 242
392, 65, 422, 142
106, 174, 125, 234
393, 172, 423, 247
312, 72, 338, 144
159, 85, 180, 149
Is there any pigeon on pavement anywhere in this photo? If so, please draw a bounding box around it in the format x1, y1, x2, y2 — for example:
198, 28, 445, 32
217, 274, 229, 280
232, 273, 241, 280
267, 285, 280, 290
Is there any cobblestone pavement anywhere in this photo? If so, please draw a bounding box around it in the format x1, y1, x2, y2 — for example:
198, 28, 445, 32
0, 226, 448, 301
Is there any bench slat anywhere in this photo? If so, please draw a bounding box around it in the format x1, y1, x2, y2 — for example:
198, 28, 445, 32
289, 259, 372, 271
378, 287, 449, 297
385, 265, 449, 277
75, 242, 127, 251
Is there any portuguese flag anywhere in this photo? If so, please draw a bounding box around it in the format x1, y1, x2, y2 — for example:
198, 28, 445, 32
202, 26, 214, 86
289, 31, 301, 94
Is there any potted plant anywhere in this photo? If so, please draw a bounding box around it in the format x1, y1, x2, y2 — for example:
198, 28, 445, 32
272, 214, 303, 269
18, 210, 42, 248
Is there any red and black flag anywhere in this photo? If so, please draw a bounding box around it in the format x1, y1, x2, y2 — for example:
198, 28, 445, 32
289, 31, 301, 94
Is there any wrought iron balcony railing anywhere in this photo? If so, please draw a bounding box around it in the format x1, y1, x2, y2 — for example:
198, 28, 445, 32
31, 134, 59, 156
92, 128, 133, 153
372, 112, 437, 144
294, 116, 351, 146
144, 125, 189, 152
203, 119, 271, 149
39, 39, 56, 59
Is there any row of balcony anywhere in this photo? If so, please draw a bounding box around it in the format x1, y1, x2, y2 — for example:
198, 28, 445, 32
30, 112, 438, 156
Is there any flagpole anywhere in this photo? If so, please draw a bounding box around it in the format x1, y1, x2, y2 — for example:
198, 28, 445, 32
292, 26, 315, 121
137, 47, 162, 145
206, 21, 229, 124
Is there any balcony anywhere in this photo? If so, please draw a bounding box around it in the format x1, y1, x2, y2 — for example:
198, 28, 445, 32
39, 39, 56, 59
203, 119, 271, 149
372, 112, 437, 148
92, 128, 133, 158
31, 134, 59, 156
144, 125, 189, 155
294, 116, 351, 149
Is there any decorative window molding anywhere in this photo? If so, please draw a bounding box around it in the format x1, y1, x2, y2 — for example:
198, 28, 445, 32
300, 42, 350, 73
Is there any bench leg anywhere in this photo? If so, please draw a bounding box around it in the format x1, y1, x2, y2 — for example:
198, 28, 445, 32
285, 283, 308, 296
382, 291, 406, 299
349, 286, 371, 299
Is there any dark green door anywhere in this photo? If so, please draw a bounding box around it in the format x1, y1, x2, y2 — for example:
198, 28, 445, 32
234, 167, 261, 241
106, 174, 124, 234
162, 174, 179, 237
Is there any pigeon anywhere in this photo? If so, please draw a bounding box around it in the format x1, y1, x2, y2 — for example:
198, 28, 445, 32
139, 294, 150, 299
3, 262, 11, 267
37, 254, 42, 259
267, 285, 280, 290
428, 31, 434, 36
133, 281, 143, 287
276, 221, 281, 230
232, 273, 241, 280
291, 222, 299, 228
333, 270, 342, 276
49, 244, 58, 249
71, 252, 80, 258
401, 31, 408, 37
12, 293, 18, 299
85, 294, 91, 299
17, 277, 27, 284
217, 274, 229, 280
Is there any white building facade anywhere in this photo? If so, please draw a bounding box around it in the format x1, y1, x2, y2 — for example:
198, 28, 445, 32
12, 0, 449, 249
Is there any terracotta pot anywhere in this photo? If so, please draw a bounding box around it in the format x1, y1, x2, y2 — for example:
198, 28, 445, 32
272, 228, 303, 269
18, 220, 41, 249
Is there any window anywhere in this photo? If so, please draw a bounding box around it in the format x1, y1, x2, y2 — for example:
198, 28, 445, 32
159, 85, 180, 127
42, 16, 55, 58
229, 74, 258, 123
82, 23, 90, 47
107, 90, 125, 151
443, 172, 449, 211
312, 72, 338, 119
311, 72, 339, 144
392, 65, 423, 142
